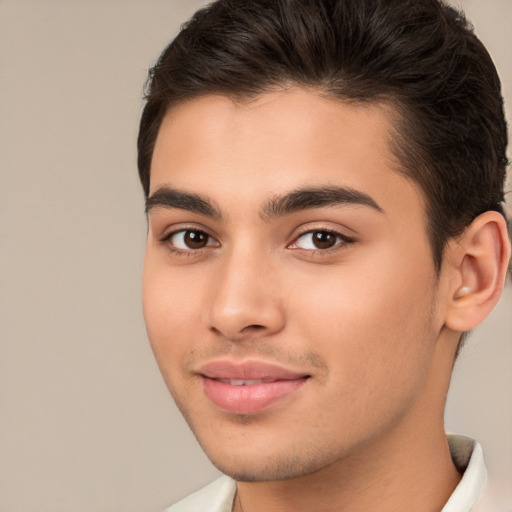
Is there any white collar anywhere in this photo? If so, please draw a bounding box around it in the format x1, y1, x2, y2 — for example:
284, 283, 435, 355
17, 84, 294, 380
442, 434, 487, 512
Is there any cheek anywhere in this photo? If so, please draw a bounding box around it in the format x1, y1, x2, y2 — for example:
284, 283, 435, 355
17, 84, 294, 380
290, 250, 437, 384
142, 257, 203, 369
289, 270, 437, 441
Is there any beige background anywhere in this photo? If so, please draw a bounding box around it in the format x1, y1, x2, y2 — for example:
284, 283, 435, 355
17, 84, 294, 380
0, 1, 510, 511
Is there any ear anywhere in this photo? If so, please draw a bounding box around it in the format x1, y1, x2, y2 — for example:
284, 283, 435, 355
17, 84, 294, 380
444, 211, 511, 332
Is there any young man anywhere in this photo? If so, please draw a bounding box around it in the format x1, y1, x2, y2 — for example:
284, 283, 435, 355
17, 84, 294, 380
138, 1, 510, 510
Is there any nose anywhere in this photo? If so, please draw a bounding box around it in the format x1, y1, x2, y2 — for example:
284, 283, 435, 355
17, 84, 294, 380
205, 249, 285, 341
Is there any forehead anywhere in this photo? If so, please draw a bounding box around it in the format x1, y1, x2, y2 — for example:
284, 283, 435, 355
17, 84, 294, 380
150, 88, 424, 220
154, 89, 395, 171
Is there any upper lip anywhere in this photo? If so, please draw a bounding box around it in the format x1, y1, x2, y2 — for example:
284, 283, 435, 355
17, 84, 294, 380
197, 360, 310, 381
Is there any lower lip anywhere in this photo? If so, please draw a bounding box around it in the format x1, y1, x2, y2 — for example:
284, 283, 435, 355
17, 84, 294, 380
202, 377, 308, 415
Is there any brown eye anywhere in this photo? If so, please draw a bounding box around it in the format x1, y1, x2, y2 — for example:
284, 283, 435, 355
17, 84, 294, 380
311, 231, 338, 249
183, 230, 209, 249
290, 229, 354, 251
168, 229, 218, 251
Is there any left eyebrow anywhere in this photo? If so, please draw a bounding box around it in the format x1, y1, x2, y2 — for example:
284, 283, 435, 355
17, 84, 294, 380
261, 185, 384, 220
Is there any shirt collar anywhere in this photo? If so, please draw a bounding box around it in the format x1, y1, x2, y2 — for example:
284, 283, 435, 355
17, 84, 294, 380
441, 434, 488, 512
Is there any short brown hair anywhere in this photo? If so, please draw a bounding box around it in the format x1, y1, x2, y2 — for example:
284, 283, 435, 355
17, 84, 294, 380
138, 0, 508, 270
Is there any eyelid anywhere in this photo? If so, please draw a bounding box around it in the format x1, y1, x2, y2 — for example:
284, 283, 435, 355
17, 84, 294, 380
287, 227, 356, 251
159, 225, 220, 254
158, 221, 217, 241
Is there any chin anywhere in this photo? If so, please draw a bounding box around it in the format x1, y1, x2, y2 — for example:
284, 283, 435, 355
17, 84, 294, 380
204, 446, 332, 483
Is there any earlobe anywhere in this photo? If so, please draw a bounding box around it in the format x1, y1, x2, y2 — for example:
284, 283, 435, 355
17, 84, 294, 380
444, 211, 511, 333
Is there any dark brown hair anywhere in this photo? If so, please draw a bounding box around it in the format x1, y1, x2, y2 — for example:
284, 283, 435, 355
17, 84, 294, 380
138, 0, 508, 270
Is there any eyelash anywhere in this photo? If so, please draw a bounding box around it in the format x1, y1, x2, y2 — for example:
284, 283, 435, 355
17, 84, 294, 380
289, 228, 356, 253
159, 227, 356, 257
160, 227, 219, 256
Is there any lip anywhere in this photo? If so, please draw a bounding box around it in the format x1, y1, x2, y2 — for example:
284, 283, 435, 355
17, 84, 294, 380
198, 360, 310, 415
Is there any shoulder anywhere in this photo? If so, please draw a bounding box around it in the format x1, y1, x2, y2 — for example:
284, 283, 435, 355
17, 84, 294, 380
162, 476, 237, 512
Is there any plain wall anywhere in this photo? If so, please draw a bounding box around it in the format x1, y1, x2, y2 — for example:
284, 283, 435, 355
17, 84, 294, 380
0, 1, 510, 511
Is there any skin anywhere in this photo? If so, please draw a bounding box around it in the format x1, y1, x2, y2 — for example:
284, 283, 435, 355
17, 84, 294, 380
142, 88, 507, 511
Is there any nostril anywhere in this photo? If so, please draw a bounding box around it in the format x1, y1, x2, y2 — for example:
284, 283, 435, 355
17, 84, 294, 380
243, 324, 266, 332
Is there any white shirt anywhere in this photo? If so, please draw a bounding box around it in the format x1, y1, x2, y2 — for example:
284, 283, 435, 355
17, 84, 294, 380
164, 434, 487, 512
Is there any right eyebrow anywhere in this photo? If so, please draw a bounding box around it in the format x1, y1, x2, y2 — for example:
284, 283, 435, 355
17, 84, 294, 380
145, 187, 222, 219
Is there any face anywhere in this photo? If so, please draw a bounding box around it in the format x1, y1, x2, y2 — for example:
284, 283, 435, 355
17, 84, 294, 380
143, 88, 446, 482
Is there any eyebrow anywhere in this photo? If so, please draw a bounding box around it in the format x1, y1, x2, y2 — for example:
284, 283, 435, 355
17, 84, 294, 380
261, 185, 384, 219
145, 184, 383, 220
145, 187, 221, 218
